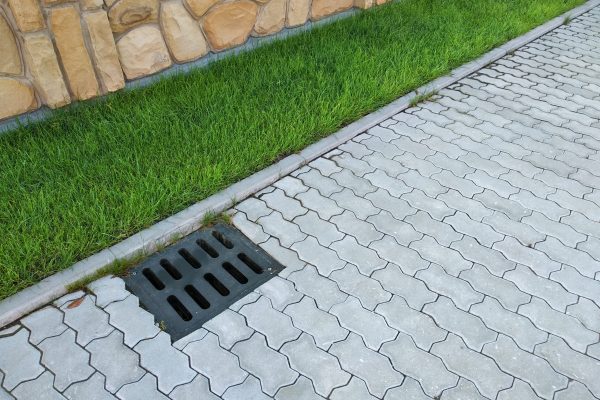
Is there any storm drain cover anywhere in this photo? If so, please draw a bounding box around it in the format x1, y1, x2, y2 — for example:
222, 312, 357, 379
125, 223, 285, 341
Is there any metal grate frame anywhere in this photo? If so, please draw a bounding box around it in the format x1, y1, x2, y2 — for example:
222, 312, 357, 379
125, 223, 285, 341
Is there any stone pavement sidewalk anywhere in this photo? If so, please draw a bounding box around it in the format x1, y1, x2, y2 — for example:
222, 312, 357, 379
2, 6, 600, 400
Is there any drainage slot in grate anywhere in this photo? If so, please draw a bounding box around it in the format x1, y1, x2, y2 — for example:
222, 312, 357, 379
125, 223, 285, 341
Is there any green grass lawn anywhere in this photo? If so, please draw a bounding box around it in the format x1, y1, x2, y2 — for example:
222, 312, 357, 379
0, 0, 584, 299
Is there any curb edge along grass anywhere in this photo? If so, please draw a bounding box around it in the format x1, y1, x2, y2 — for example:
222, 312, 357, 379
1, 0, 599, 328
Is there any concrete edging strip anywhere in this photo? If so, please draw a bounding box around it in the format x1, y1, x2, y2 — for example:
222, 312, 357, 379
1, 0, 598, 327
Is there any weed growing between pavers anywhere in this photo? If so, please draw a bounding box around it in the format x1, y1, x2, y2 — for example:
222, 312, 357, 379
0, 0, 585, 299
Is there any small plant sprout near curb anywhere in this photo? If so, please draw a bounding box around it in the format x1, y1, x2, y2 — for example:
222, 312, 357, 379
409, 90, 438, 107
563, 15, 573, 24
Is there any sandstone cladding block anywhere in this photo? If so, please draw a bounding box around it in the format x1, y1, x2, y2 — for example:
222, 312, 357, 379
117, 24, 172, 79
202, 0, 258, 51
161, 1, 209, 63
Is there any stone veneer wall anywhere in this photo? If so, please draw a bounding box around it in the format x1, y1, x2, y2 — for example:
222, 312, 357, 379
0, 0, 385, 121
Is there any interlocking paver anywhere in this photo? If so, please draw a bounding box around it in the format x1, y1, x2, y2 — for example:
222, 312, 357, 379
406, 212, 462, 246
105, 295, 160, 347
493, 237, 561, 278
62, 295, 114, 346
64, 372, 117, 400
280, 334, 350, 397
376, 296, 446, 351
329, 333, 404, 398
555, 381, 598, 400
331, 211, 382, 246
438, 189, 493, 222
367, 212, 422, 245
373, 263, 437, 309
222, 376, 271, 400
329, 264, 391, 310
566, 297, 600, 333
330, 169, 377, 197
411, 236, 472, 277
232, 333, 298, 396
291, 236, 345, 276
255, 276, 303, 312
20, 306, 66, 345
329, 377, 378, 400
431, 334, 513, 399
203, 310, 253, 350
232, 211, 270, 244
364, 169, 412, 197
288, 265, 347, 310
474, 189, 531, 220
258, 211, 306, 247
295, 211, 344, 247
88, 276, 130, 308
331, 236, 387, 275
184, 332, 247, 396
460, 264, 530, 311
275, 376, 326, 400
423, 296, 496, 352
497, 379, 544, 400
445, 211, 503, 247
11, 371, 64, 400
240, 297, 301, 350
365, 188, 415, 220
416, 264, 483, 311
381, 333, 458, 397
0, 328, 44, 391
297, 168, 343, 197
116, 374, 169, 400
170, 375, 219, 400
483, 335, 567, 400
87, 330, 145, 393
537, 237, 600, 278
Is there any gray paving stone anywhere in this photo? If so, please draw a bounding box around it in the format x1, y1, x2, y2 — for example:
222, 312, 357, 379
373, 263, 437, 310
537, 237, 600, 278
260, 237, 306, 279
519, 297, 598, 353
330, 169, 377, 197
411, 236, 472, 277
331, 152, 376, 177
184, 332, 248, 396
370, 235, 430, 276
240, 297, 300, 349
283, 297, 348, 350
450, 240, 519, 279
288, 265, 347, 311
471, 296, 546, 352
232, 333, 298, 396
438, 190, 493, 222
396, 153, 442, 177
134, 332, 196, 394
331, 236, 387, 275
329, 333, 404, 398
483, 335, 567, 399
88, 276, 130, 308
222, 376, 271, 400
403, 189, 455, 221
12, 371, 64, 400
20, 306, 66, 345
407, 212, 462, 246
385, 377, 433, 400
511, 191, 570, 222
232, 211, 270, 244
281, 334, 350, 397
376, 296, 446, 351
362, 153, 409, 178
535, 335, 600, 398
382, 333, 458, 397
39, 329, 94, 391
483, 212, 545, 247
0, 328, 44, 391
309, 157, 342, 176
367, 211, 422, 245
229, 291, 260, 312
87, 330, 145, 393
236, 197, 272, 222
294, 211, 344, 247
445, 212, 503, 247
116, 374, 168, 400
275, 376, 326, 400
423, 297, 496, 352
555, 381, 598, 400
364, 169, 412, 197
61, 295, 114, 346
497, 379, 543, 400
274, 176, 309, 197
331, 211, 383, 246
566, 297, 600, 333
105, 295, 160, 347
329, 376, 378, 400
523, 212, 586, 247
427, 152, 474, 178
365, 188, 415, 220
397, 170, 447, 197
474, 190, 531, 220
416, 264, 483, 311
493, 237, 561, 278
460, 264, 530, 311
431, 334, 512, 399
291, 236, 345, 276
442, 378, 490, 400
297, 168, 343, 197
297, 187, 346, 220
562, 211, 600, 239
203, 309, 253, 349
549, 189, 600, 221
170, 374, 219, 400
255, 276, 303, 312
257, 211, 306, 247
329, 264, 391, 310
330, 296, 397, 350
64, 372, 116, 400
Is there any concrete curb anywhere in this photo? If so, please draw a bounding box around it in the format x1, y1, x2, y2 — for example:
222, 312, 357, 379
1, 0, 598, 327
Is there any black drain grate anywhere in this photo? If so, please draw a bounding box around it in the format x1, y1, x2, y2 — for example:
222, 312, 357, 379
125, 223, 285, 341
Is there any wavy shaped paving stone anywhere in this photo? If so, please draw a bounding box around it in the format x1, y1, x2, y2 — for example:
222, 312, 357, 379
291, 237, 345, 276
331, 210, 383, 246
329, 333, 404, 398
444, 212, 503, 247
493, 237, 561, 278
329, 264, 391, 310
329, 376, 378, 400
232, 211, 270, 244
474, 190, 531, 221
259, 237, 306, 279
273, 176, 309, 197
222, 376, 271, 400
39, 329, 94, 391
373, 263, 437, 309
62, 295, 114, 346
261, 189, 307, 220
431, 334, 512, 399
232, 333, 298, 396
105, 295, 160, 347
440, 378, 488, 400
255, 276, 303, 312
368, 210, 424, 245
183, 333, 247, 395
332, 188, 380, 220
402, 189, 455, 221
483, 335, 567, 400
460, 264, 530, 311
296, 188, 344, 220
331, 152, 375, 177
203, 309, 254, 349
381, 332, 458, 397
240, 297, 300, 349
236, 197, 272, 222
423, 297, 496, 352
566, 297, 600, 333
0, 329, 44, 391
87, 330, 145, 393
416, 264, 483, 311
330, 296, 396, 350
281, 334, 350, 397
360, 134, 405, 158
11, 371, 64, 400
438, 190, 493, 222
288, 265, 347, 310
116, 374, 169, 400
537, 237, 600, 278
275, 376, 326, 400
170, 374, 219, 400
406, 212, 462, 247
20, 306, 67, 345
395, 153, 442, 178
385, 377, 432, 400
330, 169, 377, 197
519, 297, 598, 353
294, 211, 344, 247
431, 170, 484, 198
63, 372, 116, 400
411, 236, 472, 277
470, 297, 547, 352
364, 170, 412, 197
330, 236, 386, 275
369, 235, 430, 275
555, 381, 598, 400
504, 265, 578, 312
283, 297, 348, 350
257, 211, 306, 247
88, 276, 130, 308
497, 379, 544, 400
296, 168, 343, 197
